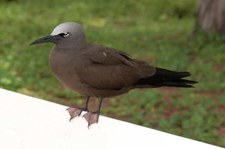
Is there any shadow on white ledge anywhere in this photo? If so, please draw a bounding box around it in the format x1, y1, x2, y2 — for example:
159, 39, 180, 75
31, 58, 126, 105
0, 88, 223, 149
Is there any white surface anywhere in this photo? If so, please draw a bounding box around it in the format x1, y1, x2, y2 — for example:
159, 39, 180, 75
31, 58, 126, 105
0, 88, 223, 149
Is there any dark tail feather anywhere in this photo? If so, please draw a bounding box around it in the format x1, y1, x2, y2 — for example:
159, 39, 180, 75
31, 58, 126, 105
135, 68, 198, 88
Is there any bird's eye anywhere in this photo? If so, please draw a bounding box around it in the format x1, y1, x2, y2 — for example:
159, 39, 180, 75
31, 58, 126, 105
58, 32, 70, 38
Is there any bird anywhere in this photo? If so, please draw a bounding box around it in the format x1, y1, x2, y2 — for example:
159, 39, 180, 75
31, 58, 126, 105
31, 22, 197, 127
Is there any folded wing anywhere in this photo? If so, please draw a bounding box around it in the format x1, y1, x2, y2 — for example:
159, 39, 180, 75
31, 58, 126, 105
75, 45, 156, 90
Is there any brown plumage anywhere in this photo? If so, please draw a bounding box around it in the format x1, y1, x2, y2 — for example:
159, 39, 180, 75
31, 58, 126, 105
31, 22, 197, 127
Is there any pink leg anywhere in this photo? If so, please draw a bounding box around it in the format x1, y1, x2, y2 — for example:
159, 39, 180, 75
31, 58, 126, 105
66, 107, 83, 121
66, 96, 90, 121
83, 97, 103, 128
83, 112, 99, 128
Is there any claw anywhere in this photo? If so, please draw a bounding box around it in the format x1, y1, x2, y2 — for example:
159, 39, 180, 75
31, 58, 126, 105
66, 107, 83, 121
83, 112, 99, 128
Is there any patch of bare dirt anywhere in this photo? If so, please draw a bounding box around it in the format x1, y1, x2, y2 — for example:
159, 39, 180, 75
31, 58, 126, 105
218, 120, 225, 136
158, 88, 184, 119
213, 63, 225, 72
196, 89, 224, 98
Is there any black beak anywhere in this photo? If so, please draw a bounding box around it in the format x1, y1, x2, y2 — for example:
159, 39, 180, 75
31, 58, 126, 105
30, 35, 60, 45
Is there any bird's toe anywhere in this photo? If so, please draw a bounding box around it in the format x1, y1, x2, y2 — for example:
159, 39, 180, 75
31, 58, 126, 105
83, 112, 99, 128
66, 107, 83, 121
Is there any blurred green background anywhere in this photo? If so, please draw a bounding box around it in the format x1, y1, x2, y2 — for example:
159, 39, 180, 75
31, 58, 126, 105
0, 0, 224, 147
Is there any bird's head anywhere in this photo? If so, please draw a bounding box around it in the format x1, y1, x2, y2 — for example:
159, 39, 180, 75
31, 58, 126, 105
31, 22, 86, 49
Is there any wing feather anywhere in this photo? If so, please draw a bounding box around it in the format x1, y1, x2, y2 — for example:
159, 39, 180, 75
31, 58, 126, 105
75, 45, 156, 90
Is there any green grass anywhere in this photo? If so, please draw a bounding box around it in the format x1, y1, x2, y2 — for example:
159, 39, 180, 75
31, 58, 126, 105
0, 0, 225, 147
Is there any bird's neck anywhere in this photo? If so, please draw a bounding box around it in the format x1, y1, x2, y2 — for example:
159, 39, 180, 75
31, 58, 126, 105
54, 39, 88, 54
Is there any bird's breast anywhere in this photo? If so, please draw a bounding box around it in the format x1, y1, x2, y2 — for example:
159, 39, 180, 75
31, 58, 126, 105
49, 50, 85, 93
49, 50, 73, 77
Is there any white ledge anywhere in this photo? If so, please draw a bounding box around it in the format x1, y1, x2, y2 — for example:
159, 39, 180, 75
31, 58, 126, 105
0, 88, 223, 149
